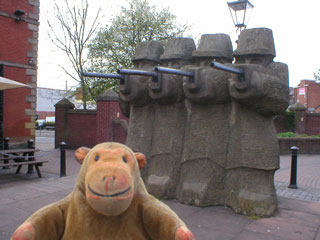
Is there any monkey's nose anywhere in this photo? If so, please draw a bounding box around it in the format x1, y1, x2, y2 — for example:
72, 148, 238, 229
103, 176, 116, 192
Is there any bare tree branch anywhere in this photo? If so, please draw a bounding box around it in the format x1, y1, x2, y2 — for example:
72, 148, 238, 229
47, 0, 101, 109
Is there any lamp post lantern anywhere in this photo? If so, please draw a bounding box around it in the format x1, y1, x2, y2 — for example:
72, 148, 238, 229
227, 0, 254, 33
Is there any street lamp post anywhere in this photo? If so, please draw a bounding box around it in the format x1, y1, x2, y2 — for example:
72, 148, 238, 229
227, 0, 254, 33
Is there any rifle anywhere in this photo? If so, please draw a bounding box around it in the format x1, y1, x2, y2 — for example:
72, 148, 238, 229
117, 69, 158, 82
118, 69, 161, 92
210, 61, 245, 82
154, 67, 194, 83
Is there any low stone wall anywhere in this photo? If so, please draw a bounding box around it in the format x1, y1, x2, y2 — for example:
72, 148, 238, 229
278, 137, 320, 154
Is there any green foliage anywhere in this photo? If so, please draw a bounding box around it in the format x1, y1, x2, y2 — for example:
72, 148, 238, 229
284, 111, 295, 131
248, 215, 261, 220
299, 133, 309, 137
86, 0, 189, 98
314, 69, 320, 81
44, 121, 55, 127
277, 132, 296, 137
277, 132, 320, 138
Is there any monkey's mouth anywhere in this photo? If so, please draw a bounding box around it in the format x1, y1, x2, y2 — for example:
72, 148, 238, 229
88, 185, 132, 198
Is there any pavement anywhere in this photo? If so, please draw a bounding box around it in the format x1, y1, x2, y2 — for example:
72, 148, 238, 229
0, 130, 319, 240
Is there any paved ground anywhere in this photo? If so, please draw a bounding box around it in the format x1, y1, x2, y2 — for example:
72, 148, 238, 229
0, 130, 319, 239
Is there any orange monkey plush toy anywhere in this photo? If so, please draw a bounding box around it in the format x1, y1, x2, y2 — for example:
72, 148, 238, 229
11, 142, 195, 240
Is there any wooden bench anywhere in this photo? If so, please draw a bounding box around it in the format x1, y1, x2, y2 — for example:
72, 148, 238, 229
0, 160, 48, 178
0, 148, 47, 178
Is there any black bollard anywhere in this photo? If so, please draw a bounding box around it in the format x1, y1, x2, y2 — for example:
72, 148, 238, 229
4, 137, 9, 150
2, 138, 10, 169
288, 146, 299, 189
27, 139, 34, 174
60, 142, 67, 177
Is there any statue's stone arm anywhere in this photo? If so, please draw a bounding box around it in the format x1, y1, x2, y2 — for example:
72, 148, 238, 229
119, 98, 130, 118
229, 62, 289, 116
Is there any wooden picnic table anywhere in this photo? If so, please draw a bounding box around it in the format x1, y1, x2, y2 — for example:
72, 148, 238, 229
0, 148, 47, 178
0, 148, 40, 154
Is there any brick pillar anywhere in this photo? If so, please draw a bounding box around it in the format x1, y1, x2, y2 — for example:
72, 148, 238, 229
290, 103, 307, 134
96, 90, 127, 144
54, 99, 74, 148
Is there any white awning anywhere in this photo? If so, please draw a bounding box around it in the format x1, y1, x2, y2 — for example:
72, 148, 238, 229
0, 76, 29, 90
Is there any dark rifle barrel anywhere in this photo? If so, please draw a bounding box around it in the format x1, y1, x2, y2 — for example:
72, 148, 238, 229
210, 61, 245, 76
155, 67, 194, 78
117, 69, 157, 77
83, 72, 124, 79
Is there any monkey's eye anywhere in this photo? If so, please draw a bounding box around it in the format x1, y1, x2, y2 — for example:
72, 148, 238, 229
95, 155, 99, 161
122, 157, 127, 163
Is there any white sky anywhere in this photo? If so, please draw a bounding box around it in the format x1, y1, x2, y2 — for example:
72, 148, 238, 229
38, 0, 320, 89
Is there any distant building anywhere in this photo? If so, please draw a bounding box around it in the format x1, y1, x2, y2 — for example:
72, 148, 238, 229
36, 87, 96, 120
0, 1, 40, 146
294, 80, 320, 113
37, 87, 68, 120
289, 87, 294, 106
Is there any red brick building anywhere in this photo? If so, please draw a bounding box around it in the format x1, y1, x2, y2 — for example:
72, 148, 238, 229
294, 80, 320, 113
0, 0, 39, 146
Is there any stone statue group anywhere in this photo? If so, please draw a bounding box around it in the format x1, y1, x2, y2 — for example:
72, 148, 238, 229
119, 28, 289, 217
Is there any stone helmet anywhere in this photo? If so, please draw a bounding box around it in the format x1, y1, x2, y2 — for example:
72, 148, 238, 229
160, 38, 196, 61
132, 41, 164, 63
233, 28, 276, 58
192, 34, 233, 61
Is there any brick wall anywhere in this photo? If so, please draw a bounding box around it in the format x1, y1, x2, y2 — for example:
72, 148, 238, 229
55, 91, 129, 149
96, 100, 127, 144
278, 138, 320, 154
0, 0, 39, 145
66, 110, 97, 149
274, 115, 290, 133
305, 113, 320, 135
275, 111, 320, 135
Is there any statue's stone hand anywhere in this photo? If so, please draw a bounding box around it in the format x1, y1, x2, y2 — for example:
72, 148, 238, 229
229, 64, 263, 100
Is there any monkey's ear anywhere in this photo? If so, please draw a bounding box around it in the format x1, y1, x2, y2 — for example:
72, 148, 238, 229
135, 152, 146, 169
75, 147, 91, 165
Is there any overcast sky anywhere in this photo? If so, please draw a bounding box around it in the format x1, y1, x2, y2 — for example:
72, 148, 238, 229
38, 0, 320, 89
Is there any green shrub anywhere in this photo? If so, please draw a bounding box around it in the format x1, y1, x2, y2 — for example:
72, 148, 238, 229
298, 133, 309, 137
44, 121, 55, 127
278, 132, 320, 138
277, 132, 296, 137
284, 111, 295, 131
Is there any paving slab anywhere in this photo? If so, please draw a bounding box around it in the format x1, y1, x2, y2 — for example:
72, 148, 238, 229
245, 217, 317, 240
0, 133, 319, 239
235, 230, 292, 240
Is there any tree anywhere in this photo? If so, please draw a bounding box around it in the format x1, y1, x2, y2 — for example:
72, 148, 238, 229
86, 0, 189, 100
47, 0, 101, 109
314, 69, 320, 81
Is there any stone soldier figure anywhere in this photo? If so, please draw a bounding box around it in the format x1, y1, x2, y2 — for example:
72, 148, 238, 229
225, 28, 289, 216
177, 34, 233, 206
119, 41, 164, 179
146, 38, 196, 199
